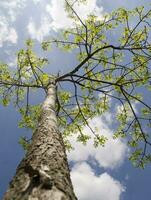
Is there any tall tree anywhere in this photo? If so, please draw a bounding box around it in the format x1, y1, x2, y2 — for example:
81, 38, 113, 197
1, 1, 151, 199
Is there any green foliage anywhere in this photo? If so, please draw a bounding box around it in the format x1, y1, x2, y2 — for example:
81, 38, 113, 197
77, 134, 91, 145
58, 90, 72, 104
41, 41, 51, 51
18, 136, 30, 151
18, 105, 41, 130
0, 63, 11, 81
94, 135, 108, 147
0, 2, 151, 168
40, 73, 50, 85
57, 4, 151, 167
1, 97, 10, 107
26, 39, 34, 48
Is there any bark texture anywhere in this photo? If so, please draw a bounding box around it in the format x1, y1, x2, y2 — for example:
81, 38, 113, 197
3, 84, 77, 200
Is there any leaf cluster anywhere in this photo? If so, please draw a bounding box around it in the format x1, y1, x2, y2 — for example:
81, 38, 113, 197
0, 1, 151, 167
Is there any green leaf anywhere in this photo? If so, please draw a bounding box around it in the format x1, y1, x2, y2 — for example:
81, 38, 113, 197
18, 136, 30, 151
41, 41, 51, 51
94, 135, 108, 147
1, 98, 9, 107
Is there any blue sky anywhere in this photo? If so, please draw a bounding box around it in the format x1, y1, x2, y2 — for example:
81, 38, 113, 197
0, 0, 151, 200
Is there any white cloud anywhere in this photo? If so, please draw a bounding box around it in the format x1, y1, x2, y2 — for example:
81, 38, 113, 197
6, 28, 18, 44
0, 0, 27, 22
0, 16, 18, 47
8, 58, 17, 68
46, 0, 105, 30
71, 162, 125, 200
46, 0, 73, 30
0, 0, 27, 47
68, 114, 128, 169
27, 16, 52, 42
32, 0, 41, 4
27, 0, 105, 41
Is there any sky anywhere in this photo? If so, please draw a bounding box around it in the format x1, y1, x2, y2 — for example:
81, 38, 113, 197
0, 0, 151, 200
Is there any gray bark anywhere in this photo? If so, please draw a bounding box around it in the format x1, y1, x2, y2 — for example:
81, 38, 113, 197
3, 84, 77, 200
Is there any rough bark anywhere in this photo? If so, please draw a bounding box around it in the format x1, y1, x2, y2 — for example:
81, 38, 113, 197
3, 84, 77, 200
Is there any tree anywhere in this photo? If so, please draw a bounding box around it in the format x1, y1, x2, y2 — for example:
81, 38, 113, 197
1, 0, 151, 199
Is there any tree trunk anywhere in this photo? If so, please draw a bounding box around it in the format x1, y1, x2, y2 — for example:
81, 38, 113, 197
3, 84, 77, 200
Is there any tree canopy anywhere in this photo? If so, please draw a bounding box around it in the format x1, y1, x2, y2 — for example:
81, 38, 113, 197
0, 0, 151, 168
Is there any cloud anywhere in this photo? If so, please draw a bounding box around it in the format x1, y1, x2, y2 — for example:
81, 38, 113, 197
8, 58, 17, 68
27, 16, 52, 42
0, 16, 18, 47
0, 0, 27, 47
46, 0, 73, 30
0, 0, 27, 22
32, 0, 41, 4
68, 114, 128, 169
46, 0, 105, 30
71, 162, 125, 200
27, 0, 105, 41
